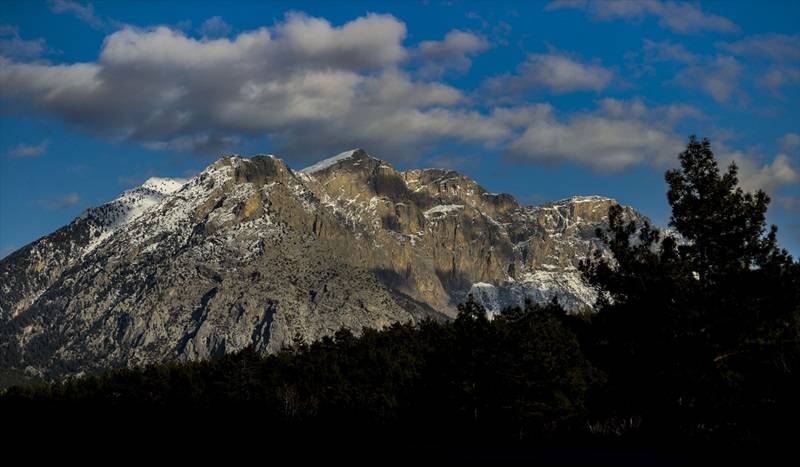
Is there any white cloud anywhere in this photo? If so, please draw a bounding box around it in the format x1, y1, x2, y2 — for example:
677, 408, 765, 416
677, 55, 743, 104
273, 12, 408, 69
485, 52, 613, 94
0, 12, 759, 178
598, 97, 701, 124
720, 33, 800, 62
0, 14, 508, 162
546, 0, 739, 34
414, 29, 489, 77
718, 33, 800, 95
504, 98, 696, 171
718, 150, 799, 193
711, 136, 799, 193
508, 117, 678, 171
755, 154, 800, 190
7, 140, 49, 158
0, 11, 705, 173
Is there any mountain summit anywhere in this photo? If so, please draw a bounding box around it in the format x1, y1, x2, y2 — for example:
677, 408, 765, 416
0, 149, 644, 380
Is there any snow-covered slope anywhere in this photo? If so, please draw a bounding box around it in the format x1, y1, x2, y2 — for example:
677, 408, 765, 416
78, 176, 187, 254
300, 149, 360, 174
0, 176, 186, 323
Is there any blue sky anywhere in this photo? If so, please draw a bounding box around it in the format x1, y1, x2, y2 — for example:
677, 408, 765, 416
1, 0, 799, 257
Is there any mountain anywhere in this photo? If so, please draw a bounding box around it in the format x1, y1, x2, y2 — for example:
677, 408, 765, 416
0, 149, 645, 381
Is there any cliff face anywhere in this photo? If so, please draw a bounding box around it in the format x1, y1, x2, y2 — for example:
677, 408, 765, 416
298, 150, 642, 315
0, 149, 646, 379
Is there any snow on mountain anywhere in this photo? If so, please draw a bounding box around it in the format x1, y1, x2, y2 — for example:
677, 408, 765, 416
300, 149, 361, 173
141, 176, 187, 194
424, 204, 465, 218
0, 149, 650, 380
469, 270, 598, 316
77, 176, 188, 255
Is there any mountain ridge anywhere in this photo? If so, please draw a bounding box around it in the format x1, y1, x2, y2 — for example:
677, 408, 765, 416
0, 149, 646, 381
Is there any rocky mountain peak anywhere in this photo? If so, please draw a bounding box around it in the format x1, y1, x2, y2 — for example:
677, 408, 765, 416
0, 148, 651, 381
299, 148, 376, 175
531, 195, 642, 233
206, 154, 293, 185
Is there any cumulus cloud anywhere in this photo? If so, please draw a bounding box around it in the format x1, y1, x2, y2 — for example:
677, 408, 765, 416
485, 52, 613, 94
717, 149, 799, 193
0, 10, 703, 173
272, 12, 408, 69
749, 154, 800, 191
7, 140, 49, 158
1, 14, 498, 160
545, 0, 739, 34
0, 12, 739, 176
414, 29, 488, 77
504, 98, 697, 171
507, 117, 678, 171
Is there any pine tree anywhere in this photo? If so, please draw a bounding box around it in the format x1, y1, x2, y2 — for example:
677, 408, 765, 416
666, 135, 782, 282
582, 135, 800, 440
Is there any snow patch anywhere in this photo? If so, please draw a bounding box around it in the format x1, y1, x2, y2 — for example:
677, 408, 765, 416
469, 282, 501, 319
552, 195, 614, 205
77, 176, 189, 255
300, 149, 361, 174
424, 204, 464, 218
469, 269, 597, 317
141, 177, 187, 195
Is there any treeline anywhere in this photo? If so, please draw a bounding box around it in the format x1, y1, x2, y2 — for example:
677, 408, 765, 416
2, 137, 799, 448
2, 299, 602, 443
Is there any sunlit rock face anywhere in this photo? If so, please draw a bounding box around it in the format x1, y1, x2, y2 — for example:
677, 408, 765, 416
0, 148, 647, 379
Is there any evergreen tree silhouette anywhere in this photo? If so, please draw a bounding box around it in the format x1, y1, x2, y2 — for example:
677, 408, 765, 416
582, 135, 800, 441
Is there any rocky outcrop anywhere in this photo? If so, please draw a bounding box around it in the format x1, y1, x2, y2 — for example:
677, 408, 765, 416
298, 150, 644, 315
0, 149, 647, 380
